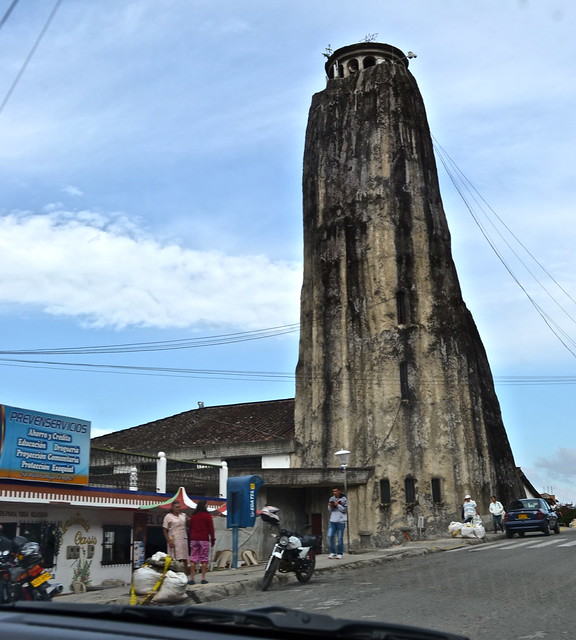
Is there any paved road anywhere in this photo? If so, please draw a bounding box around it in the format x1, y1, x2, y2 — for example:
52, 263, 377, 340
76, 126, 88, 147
204, 528, 576, 639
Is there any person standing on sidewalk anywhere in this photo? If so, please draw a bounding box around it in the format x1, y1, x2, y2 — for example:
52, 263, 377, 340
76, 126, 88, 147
327, 487, 348, 559
163, 501, 190, 576
462, 495, 478, 523
488, 495, 505, 533
188, 500, 215, 585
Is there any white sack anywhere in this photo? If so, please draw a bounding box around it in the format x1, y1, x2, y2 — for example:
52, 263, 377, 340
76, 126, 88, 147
153, 570, 189, 603
132, 565, 161, 595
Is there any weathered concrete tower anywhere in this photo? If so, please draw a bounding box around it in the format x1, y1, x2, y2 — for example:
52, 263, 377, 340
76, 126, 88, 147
294, 42, 522, 544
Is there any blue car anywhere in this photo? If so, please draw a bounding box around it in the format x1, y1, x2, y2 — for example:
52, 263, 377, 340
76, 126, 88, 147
504, 498, 560, 538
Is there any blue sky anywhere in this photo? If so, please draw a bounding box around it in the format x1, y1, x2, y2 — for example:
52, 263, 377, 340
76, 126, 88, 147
1, 0, 575, 503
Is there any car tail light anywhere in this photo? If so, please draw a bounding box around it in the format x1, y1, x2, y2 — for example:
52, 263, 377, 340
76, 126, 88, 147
504, 514, 510, 522
536, 511, 544, 519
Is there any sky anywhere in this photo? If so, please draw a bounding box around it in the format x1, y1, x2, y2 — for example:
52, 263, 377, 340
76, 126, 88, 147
0, 0, 575, 503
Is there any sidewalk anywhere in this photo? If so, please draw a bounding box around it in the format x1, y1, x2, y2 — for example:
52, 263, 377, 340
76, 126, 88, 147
56, 531, 504, 606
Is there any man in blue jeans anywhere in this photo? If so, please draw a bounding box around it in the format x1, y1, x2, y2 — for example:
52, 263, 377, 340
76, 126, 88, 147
327, 487, 348, 558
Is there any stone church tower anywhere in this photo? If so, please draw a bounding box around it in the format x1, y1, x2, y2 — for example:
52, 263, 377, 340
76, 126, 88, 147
293, 42, 522, 544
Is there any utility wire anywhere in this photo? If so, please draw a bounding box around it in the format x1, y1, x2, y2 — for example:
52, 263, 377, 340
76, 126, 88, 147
0, 0, 63, 115
0, 324, 300, 355
433, 137, 576, 359
0, 355, 573, 386
0, 0, 20, 30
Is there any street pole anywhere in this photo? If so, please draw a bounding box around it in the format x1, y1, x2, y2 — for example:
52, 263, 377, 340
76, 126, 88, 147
335, 449, 352, 555
343, 465, 351, 554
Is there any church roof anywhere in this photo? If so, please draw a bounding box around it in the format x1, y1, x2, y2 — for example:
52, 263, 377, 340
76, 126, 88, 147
91, 398, 295, 452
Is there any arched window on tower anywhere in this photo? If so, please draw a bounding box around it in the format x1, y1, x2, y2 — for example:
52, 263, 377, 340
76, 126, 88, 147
363, 56, 376, 69
431, 478, 442, 503
347, 58, 359, 74
380, 478, 391, 505
399, 361, 410, 400
404, 477, 417, 504
396, 290, 407, 325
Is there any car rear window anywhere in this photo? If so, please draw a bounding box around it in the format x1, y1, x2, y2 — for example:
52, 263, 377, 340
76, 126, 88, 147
510, 499, 540, 510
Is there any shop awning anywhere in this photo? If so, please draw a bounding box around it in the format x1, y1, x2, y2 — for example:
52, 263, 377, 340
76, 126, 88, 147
138, 486, 226, 514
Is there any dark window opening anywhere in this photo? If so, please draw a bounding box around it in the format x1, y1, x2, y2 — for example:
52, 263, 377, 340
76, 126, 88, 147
396, 290, 407, 325
363, 56, 376, 68
400, 361, 409, 400
431, 478, 442, 503
225, 456, 262, 470
102, 524, 132, 565
380, 479, 391, 504
348, 58, 359, 74
405, 477, 416, 504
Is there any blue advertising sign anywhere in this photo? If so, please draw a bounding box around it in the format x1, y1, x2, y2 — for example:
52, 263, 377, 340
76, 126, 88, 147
0, 404, 91, 485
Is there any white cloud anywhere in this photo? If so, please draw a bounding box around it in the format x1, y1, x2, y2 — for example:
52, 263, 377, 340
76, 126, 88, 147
535, 448, 576, 480
524, 448, 576, 504
0, 209, 302, 329
62, 186, 84, 197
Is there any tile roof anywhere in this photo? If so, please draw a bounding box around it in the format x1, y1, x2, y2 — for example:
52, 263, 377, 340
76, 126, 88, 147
91, 398, 295, 452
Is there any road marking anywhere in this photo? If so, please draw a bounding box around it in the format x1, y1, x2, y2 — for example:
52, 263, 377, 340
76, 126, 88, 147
525, 538, 567, 548
495, 540, 543, 550
557, 540, 576, 547
469, 542, 518, 552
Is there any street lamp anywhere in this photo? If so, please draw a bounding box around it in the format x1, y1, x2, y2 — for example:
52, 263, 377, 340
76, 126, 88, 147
335, 449, 351, 554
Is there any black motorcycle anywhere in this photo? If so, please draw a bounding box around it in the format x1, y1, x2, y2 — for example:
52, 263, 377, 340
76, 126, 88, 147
260, 506, 320, 592
0, 536, 13, 603
0, 536, 61, 602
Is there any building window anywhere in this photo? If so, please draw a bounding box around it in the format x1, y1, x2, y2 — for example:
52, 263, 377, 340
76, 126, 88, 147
102, 524, 132, 565
400, 361, 409, 400
380, 479, 391, 504
224, 456, 262, 470
431, 478, 442, 503
348, 58, 359, 74
404, 477, 416, 504
396, 290, 407, 325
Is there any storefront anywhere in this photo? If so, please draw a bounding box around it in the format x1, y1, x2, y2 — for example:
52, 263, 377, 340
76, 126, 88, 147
0, 478, 171, 592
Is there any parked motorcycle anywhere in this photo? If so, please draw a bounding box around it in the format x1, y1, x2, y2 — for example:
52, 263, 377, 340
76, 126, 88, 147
0, 536, 62, 602
260, 506, 320, 592
0, 535, 13, 603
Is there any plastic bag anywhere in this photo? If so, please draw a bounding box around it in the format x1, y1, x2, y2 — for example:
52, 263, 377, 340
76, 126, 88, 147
448, 521, 463, 537
153, 570, 188, 603
132, 565, 161, 595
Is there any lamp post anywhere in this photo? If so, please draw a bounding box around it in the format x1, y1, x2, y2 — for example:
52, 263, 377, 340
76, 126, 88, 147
335, 449, 351, 554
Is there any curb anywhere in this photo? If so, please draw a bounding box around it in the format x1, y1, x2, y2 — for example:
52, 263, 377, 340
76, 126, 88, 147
56, 535, 497, 606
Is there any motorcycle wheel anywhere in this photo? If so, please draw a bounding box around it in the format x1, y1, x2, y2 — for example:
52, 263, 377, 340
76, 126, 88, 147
31, 586, 52, 601
261, 556, 280, 591
295, 551, 316, 584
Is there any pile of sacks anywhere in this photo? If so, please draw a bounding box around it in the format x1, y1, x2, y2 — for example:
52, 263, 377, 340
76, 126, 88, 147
131, 552, 188, 604
448, 516, 485, 539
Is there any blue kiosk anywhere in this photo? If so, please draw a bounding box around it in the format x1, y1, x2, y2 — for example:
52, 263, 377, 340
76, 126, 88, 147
226, 475, 264, 568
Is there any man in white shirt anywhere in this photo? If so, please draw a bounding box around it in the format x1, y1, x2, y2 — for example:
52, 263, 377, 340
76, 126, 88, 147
489, 495, 505, 533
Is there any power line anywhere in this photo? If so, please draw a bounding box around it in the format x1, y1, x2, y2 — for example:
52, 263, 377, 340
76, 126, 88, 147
0, 355, 573, 386
0, 323, 300, 355
0, 0, 20, 31
433, 137, 576, 360
0, 0, 63, 115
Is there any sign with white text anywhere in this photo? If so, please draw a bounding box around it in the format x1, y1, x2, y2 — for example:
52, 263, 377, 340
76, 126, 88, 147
0, 405, 90, 485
